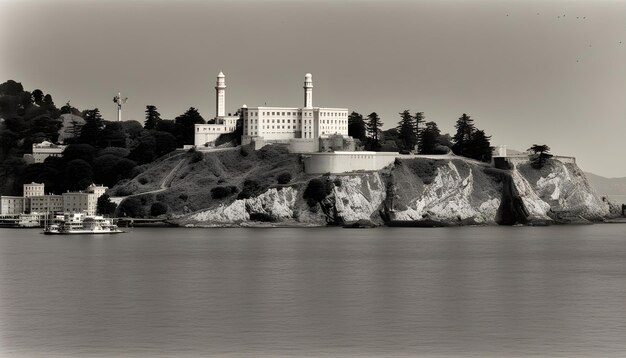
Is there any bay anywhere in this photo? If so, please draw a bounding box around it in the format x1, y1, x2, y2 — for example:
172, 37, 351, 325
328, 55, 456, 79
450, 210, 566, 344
1, 225, 625, 357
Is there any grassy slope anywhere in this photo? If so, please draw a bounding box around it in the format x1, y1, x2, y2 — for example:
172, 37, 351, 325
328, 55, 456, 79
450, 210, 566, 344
111, 152, 186, 196
114, 145, 311, 217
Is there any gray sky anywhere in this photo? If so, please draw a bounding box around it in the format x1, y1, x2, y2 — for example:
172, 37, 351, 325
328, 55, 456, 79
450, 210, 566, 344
1, 0, 625, 177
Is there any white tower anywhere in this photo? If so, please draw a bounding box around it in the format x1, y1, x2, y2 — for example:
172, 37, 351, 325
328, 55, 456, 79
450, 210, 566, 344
215, 71, 226, 118
304, 73, 313, 108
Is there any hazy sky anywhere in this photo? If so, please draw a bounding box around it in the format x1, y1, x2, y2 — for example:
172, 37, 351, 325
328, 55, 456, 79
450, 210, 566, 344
1, 0, 625, 177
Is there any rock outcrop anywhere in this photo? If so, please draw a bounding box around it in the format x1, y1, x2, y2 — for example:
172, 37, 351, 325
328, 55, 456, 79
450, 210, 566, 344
175, 156, 617, 227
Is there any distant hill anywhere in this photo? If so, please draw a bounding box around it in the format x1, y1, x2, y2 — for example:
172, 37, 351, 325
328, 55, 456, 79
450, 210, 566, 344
584, 172, 626, 196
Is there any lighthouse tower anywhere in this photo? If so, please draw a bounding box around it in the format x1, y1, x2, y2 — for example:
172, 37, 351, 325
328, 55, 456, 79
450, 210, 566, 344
304, 73, 313, 108
215, 71, 226, 118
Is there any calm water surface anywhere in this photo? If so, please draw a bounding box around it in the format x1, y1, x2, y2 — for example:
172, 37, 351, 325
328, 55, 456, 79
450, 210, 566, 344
1, 225, 625, 357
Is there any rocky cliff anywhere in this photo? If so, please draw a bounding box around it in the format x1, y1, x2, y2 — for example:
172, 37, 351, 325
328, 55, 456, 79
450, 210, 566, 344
175, 155, 618, 227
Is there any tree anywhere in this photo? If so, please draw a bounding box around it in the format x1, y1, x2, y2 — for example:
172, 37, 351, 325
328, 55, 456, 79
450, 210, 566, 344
419, 121, 442, 154
43, 94, 54, 107
0, 80, 24, 96
366, 112, 383, 151
348, 111, 366, 141
397, 110, 418, 151
144, 105, 161, 130
528, 144, 553, 169
413, 112, 425, 151
79, 108, 105, 146
63, 159, 93, 191
452, 113, 475, 157
31, 89, 44, 105
97, 194, 117, 216
175, 107, 205, 145
150, 202, 168, 216
467, 130, 492, 162
99, 121, 126, 148
154, 131, 178, 156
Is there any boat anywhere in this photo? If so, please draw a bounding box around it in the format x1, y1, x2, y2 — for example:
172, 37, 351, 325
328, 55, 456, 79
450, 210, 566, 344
43, 213, 124, 235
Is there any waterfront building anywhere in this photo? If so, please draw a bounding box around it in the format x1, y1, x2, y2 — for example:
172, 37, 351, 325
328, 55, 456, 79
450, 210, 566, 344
29, 195, 63, 214
0, 196, 25, 215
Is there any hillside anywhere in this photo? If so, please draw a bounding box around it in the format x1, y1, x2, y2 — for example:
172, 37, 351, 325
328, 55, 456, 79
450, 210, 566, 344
584, 172, 626, 196
111, 145, 312, 218
113, 148, 620, 226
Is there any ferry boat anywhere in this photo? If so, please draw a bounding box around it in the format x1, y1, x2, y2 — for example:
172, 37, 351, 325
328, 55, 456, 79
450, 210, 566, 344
43, 213, 124, 235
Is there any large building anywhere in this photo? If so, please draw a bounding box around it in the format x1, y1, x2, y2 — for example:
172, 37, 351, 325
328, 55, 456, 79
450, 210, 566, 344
1, 183, 108, 216
194, 72, 351, 152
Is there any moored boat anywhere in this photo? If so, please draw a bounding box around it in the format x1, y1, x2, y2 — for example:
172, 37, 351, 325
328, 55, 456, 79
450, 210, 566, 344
43, 213, 124, 235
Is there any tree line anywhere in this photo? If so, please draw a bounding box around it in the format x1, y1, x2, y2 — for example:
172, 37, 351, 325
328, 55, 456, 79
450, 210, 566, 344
348, 110, 493, 162
0, 79, 219, 195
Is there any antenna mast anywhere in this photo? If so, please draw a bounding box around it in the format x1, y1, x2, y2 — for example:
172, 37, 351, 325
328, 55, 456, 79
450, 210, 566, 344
113, 92, 128, 122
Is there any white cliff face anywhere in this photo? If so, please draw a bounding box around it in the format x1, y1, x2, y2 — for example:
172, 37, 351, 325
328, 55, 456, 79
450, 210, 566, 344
180, 158, 613, 227
186, 187, 304, 225
392, 162, 500, 224
518, 161, 610, 220
329, 173, 386, 223
511, 167, 552, 221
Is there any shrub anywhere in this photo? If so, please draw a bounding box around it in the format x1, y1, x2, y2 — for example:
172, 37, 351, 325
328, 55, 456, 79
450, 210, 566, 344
118, 197, 145, 217
333, 178, 342, 187
211, 186, 233, 199
179, 193, 188, 201
190, 151, 204, 163
303, 178, 333, 207
277, 172, 292, 184
150, 202, 168, 216
237, 179, 263, 200
138, 177, 148, 185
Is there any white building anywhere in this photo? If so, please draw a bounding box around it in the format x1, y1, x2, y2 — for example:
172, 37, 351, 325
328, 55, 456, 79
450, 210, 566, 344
241, 73, 349, 145
23, 182, 45, 197
30, 141, 67, 163
61, 184, 108, 216
194, 72, 350, 152
194, 72, 239, 148
0, 196, 25, 215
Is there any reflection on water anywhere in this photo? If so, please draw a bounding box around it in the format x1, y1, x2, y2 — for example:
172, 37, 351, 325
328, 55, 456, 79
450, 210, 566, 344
1, 226, 626, 357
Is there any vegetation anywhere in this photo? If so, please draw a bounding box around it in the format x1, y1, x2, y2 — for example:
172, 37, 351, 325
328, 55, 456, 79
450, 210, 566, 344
144, 105, 161, 130
303, 178, 334, 207
277, 172, 292, 184
451, 113, 493, 162
150, 201, 168, 216
348, 111, 367, 142
97, 194, 118, 215
365, 112, 383, 151
0, 79, 201, 195
528, 144, 553, 169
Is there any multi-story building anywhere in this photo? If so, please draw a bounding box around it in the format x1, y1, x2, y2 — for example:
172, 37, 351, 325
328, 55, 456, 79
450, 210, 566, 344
241, 73, 349, 142
0, 196, 25, 215
29, 195, 63, 214
194, 72, 350, 152
23, 182, 45, 198
62, 192, 98, 216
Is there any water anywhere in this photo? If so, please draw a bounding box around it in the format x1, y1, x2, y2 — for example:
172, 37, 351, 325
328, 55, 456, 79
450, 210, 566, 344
1, 226, 625, 357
